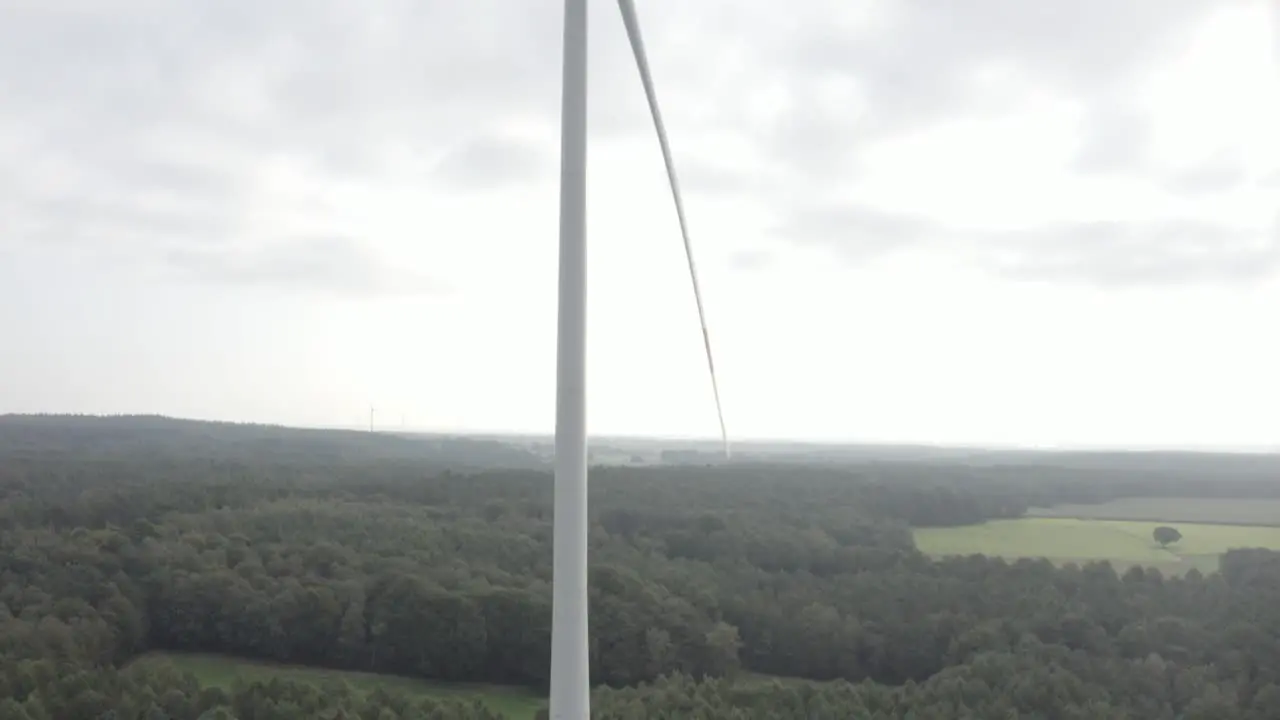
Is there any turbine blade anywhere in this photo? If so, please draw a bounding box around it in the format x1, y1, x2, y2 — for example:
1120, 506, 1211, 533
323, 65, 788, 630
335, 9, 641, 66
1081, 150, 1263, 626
616, 0, 730, 459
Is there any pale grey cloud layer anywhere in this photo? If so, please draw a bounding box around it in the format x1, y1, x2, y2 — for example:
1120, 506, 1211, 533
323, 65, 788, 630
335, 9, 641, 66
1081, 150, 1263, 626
984, 219, 1280, 286
755, 0, 1213, 175
772, 205, 934, 261
4, 0, 1272, 292
746, 1, 1278, 286
432, 135, 549, 190
1163, 155, 1251, 197
164, 235, 445, 297
1071, 104, 1152, 176
770, 204, 1279, 287
0, 0, 572, 295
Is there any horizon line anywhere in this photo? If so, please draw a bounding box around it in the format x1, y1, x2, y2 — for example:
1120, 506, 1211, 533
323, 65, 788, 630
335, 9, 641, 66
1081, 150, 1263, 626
4, 412, 1276, 455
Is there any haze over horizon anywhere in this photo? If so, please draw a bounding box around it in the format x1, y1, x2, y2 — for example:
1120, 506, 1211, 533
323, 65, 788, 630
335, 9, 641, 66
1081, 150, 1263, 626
3, 1, 1279, 449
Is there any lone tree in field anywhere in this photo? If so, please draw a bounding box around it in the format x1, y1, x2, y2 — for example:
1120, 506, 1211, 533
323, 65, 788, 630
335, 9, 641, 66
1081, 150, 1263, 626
1153, 526, 1183, 548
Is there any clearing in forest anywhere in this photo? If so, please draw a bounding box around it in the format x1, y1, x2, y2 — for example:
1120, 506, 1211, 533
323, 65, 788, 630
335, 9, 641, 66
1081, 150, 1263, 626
1025, 497, 1280, 526
913, 517, 1280, 575
127, 652, 545, 719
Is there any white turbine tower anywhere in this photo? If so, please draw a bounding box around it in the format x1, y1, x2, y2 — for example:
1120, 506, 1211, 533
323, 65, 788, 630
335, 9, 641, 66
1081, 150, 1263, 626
550, 0, 728, 718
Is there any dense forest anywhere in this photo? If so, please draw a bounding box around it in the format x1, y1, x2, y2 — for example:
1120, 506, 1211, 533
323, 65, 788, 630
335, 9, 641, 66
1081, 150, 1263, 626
3, 414, 1280, 718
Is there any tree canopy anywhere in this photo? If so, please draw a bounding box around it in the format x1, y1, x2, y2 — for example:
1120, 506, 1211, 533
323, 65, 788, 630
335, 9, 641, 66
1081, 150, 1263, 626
1154, 525, 1183, 547
3, 414, 1280, 718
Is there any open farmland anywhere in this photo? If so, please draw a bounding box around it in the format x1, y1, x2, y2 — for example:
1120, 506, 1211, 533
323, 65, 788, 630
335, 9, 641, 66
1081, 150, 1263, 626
1026, 497, 1280, 526
914, 517, 1280, 575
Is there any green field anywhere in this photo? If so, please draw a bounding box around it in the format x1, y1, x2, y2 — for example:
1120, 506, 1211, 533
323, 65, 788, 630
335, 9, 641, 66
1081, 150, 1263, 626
127, 652, 544, 719
914, 517, 1280, 575
1027, 497, 1280, 526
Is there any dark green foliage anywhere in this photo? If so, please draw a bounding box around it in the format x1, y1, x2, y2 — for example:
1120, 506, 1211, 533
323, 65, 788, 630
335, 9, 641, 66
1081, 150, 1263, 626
3, 415, 1280, 718
1154, 525, 1183, 547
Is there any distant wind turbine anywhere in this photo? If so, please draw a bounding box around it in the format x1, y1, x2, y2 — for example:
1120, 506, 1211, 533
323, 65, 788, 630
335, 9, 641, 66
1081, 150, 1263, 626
549, 1, 728, 718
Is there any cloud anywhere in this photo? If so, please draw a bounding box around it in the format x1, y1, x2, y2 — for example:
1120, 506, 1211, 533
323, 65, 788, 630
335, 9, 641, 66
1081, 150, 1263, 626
979, 219, 1280, 286
750, 0, 1215, 180
6, 192, 234, 250
771, 204, 935, 261
1071, 103, 1151, 175
778, 202, 1279, 286
431, 134, 548, 190
0, 0, 1256, 299
680, 160, 768, 197
0, 0, 566, 294
730, 2, 1274, 287
727, 249, 773, 271
1162, 155, 1250, 196
164, 235, 443, 297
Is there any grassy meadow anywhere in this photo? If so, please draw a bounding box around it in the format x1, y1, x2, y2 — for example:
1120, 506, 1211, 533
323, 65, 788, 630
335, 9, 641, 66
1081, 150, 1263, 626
1026, 497, 1280, 526
127, 652, 545, 719
914, 516, 1280, 575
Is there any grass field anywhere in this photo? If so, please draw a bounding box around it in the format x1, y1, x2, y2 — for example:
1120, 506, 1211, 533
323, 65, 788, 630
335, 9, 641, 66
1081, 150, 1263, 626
914, 517, 1280, 575
1027, 497, 1280, 526
127, 652, 545, 719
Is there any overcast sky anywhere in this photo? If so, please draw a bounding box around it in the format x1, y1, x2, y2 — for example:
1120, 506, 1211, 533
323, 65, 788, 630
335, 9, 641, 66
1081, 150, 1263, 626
2, 1, 1279, 449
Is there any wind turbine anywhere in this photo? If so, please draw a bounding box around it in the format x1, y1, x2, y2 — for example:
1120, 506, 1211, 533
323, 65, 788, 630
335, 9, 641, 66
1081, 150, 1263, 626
550, 0, 728, 718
